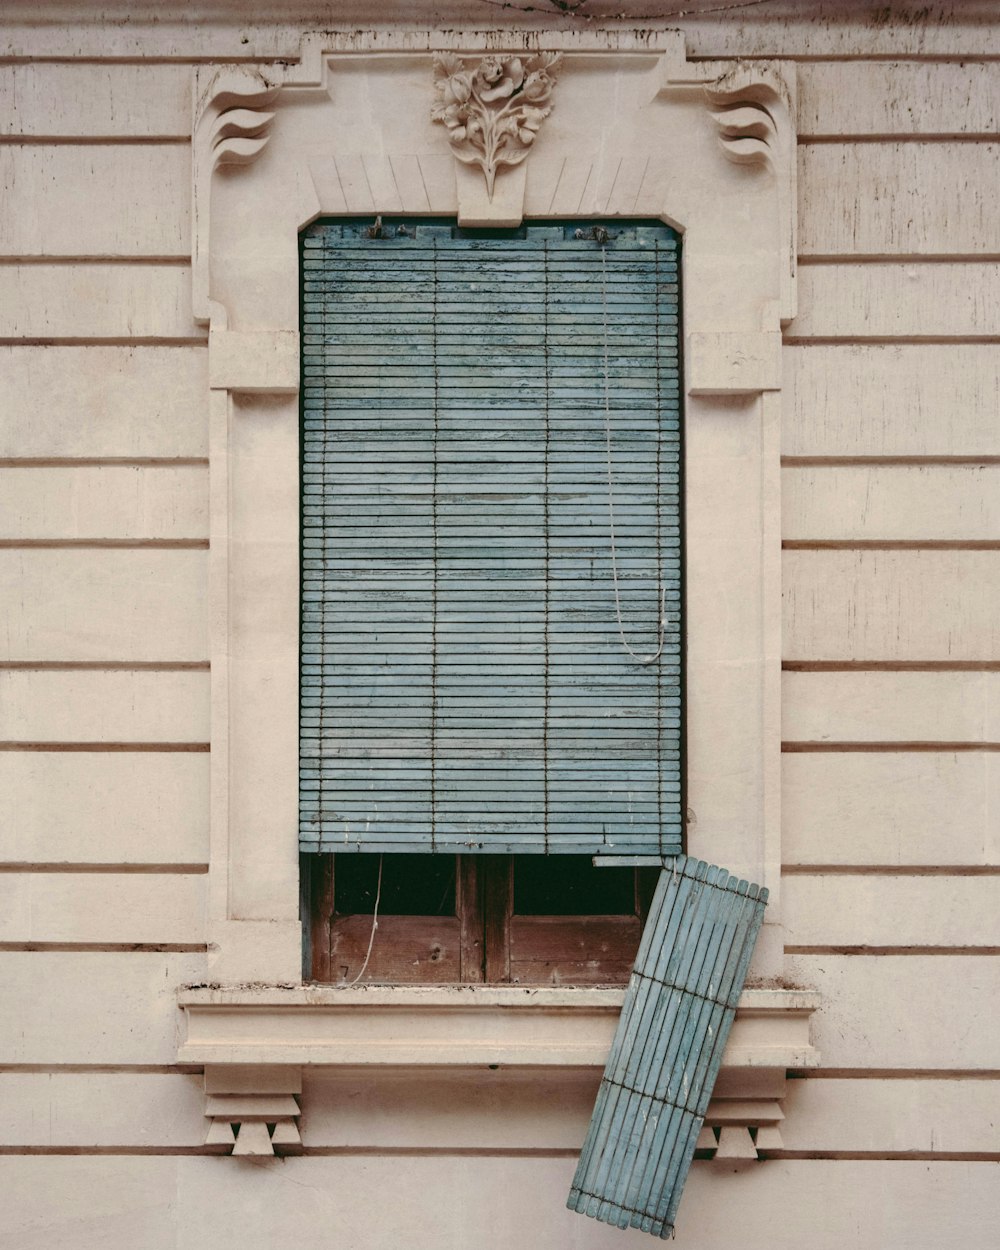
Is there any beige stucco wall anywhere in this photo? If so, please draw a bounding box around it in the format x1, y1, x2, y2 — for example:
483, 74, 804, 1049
1, 4, 999, 1246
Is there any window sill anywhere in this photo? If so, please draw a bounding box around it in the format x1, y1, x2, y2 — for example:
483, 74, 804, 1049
178, 984, 819, 1070
178, 985, 819, 1156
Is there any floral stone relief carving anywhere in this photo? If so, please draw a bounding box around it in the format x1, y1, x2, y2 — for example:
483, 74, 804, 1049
431, 52, 562, 198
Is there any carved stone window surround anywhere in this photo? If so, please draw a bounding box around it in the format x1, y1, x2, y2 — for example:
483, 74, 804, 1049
184, 25, 813, 1148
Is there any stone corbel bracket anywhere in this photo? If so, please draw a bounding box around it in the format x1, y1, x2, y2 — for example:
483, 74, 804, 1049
706, 66, 796, 326
192, 66, 280, 327
699, 1061, 796, 1163
653, 53, 797, 326
180, 987, 819, 1156
203, 1064, 303, 1157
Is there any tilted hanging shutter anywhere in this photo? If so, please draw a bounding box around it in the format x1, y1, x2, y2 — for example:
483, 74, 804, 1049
299, 220, 681, 857
568, 856, 767, 1239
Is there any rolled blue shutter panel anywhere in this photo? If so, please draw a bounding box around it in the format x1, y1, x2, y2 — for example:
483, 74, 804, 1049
568, 856, 768, 1239
299, 220, 683, 859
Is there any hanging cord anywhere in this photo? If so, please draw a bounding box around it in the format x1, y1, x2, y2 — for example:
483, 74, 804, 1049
346, 853, 383, 986
600, 244, 666, 666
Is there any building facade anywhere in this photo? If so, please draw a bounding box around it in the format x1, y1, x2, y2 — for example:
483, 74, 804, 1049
2, 2, 998, 1246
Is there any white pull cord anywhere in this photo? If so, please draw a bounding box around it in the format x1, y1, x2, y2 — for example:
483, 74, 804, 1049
346, 853, 383, 986
600, 244, 666, 667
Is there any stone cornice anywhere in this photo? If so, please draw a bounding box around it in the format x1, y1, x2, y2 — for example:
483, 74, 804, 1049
6, 1, 980, 22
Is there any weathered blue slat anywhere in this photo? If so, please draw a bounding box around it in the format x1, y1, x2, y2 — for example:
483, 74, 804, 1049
568, 856, 767, 1238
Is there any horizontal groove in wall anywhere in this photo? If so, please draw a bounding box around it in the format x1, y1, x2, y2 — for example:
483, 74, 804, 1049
0, 863, 209, 874
782, 456, 1000, 467
0, 55, 289, 66
0, 1061, 967, 1081
782, 540, 1000, 551
0, 661, 210, 671
785, 945, 1000, 956
0, 742, 210, 753
0, 1143, 993, 1161
799, 135, 1000, 145
0, 458, 209, 468
800, 253, 1000, 264
788, 1068, 1000, 1079
300, 1146, 581, 1158
0, 1145, 583, 1158
0, 135, 190, 146
0, 1146, 229, 1157
694, 54, 1000, 65
0, 49, 997, 68
801, 253, 1000, 266
0, 941, 207, 953
782, 865, 1000, 877
780, 736, 1000, 753
782, 742, 1000, 753
757, 1150, 1000, 1162
281, 1150, 577, 1160
782, 661, 1000, 672
0, 539, 208, 549
0, 1063, 203, 1074
0, 337, 206, 347
0, 255, 190, 265
784, 336, 1000, 346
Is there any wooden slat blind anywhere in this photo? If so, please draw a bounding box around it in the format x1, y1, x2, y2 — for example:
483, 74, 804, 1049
568, 857, 767, 1238
299, 220, 682, 857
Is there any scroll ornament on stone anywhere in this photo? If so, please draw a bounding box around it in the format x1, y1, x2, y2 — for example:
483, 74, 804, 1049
431, 52, 562, 199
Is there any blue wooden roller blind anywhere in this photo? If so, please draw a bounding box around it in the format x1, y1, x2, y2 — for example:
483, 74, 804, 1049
299, 220, 682, 857
568, 856, 767, 1238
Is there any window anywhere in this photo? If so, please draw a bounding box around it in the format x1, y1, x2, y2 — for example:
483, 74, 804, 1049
185, 38, 803, 1220
299, 218, 681, 983
193, 32, 793, 989
306, 852, 659, 983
